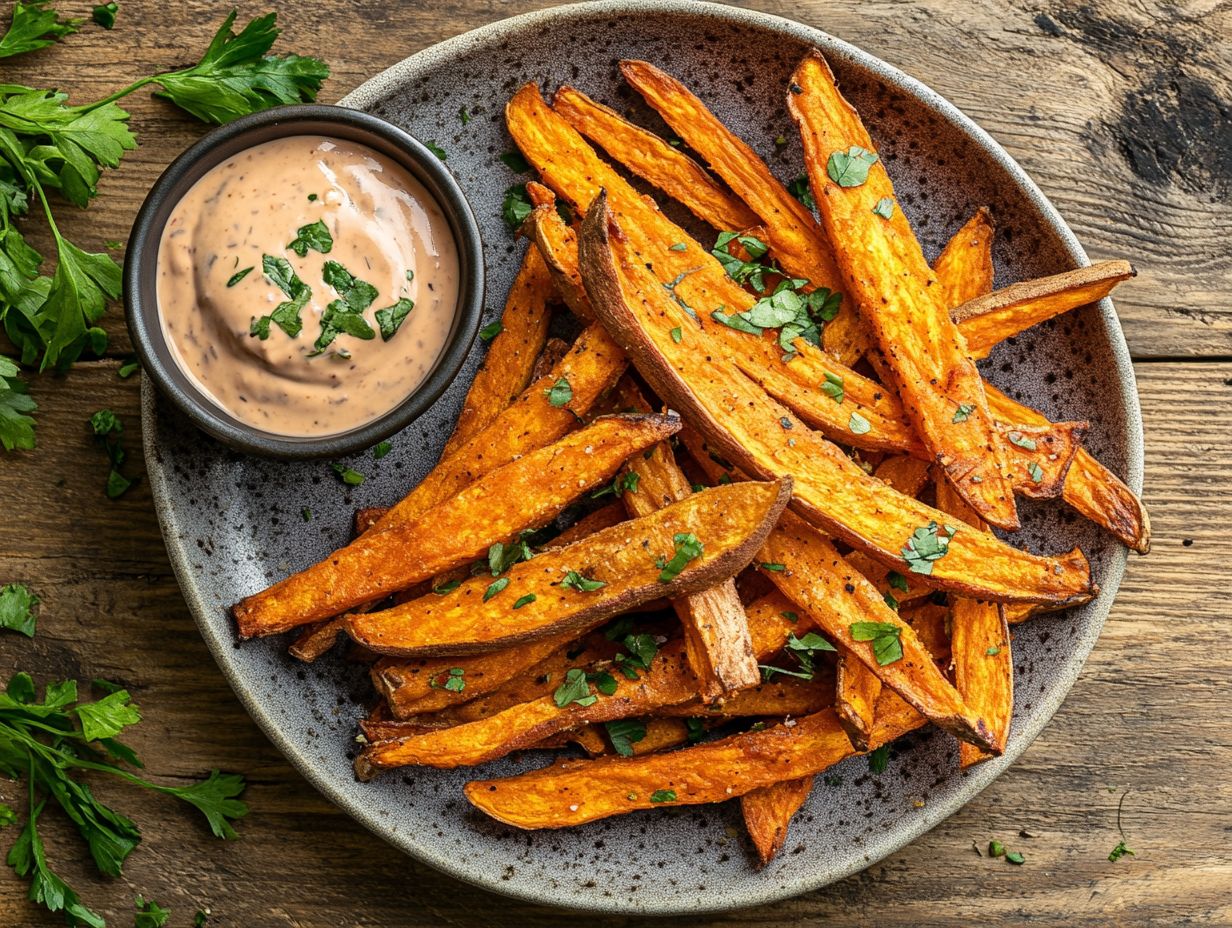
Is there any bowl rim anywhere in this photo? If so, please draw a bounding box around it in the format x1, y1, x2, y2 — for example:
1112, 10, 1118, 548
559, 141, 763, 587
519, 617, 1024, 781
124, 103, 485, 460
143, 0, 1145, 915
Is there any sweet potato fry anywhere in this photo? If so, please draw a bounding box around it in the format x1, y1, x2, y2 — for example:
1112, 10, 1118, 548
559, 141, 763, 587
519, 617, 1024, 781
526, 182, 595, 322
834, 647, 881, 751
579, 192, 1094, 607
935, 207, 997, 311
984, 382, 1150, 553
615, 380, 759, 699
442, 244, 554, 458
956, 260, 1136, 360
288, 616, 348, 663
530, 336, 571, 382
660, 674, 833, 718
788, 51, 1017, 530
373, 322, 626, 531
935, 478, 1013, 767
356, 594, 802, 775
464, 688, 925, 829
344, 479, 791, 657
619, 60, 844, 294
232, 413, 680, 637
553, 85, 758, 232
759, 510, 996, 752
742, 777, 813, 868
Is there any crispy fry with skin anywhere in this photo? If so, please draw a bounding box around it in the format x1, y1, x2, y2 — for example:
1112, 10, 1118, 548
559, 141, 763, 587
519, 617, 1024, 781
553, 85, 758, 232
579, 193, 1094, 607
1001, 421, 1088, 499
344, 479, 791, 657
742, 777, 814, 868
619, 60, 844, 294
442, 245, 554, 458
357, 595, 802, 775
527, 182, 595, 322
464, 688, 925, 829
956, 260, 1136, 360
530, 336, 571, 382
232, 413, 680, 637
834, 648, 881, 751
984, 382, 1150, 553
759, 510, 996, 752
660, 674, 833, 718
935, 207, 997, 312
936, 478, 1013, 767
788, 51, 1017, 530
373, 323, 626, 532
616, 381, 759, 699
508, 88, 1068, 498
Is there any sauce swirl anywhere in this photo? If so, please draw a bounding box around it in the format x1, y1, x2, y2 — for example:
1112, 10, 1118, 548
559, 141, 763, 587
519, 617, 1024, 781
157, 135, 459, 437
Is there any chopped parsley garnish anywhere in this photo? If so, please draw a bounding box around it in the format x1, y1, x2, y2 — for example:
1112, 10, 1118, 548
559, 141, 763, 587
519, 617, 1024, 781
658, 533, 703, 582
479, 320, 503, 342
591, 471, 640, 499
826, 145, 879, 187
89, 409, 136, 499
986, 646, 1001, 656
1108, 840, 1134, 863
768, 630, 836, 680
552, 668, 597, 708
92, 2, 118, 30
512, 593, 536, 609
134, 896, 171, 927
499, 151, 530, 173
887, 571, 909, 592
430, 667, 465, 692
1008, 430, 1038, 451
0, 583, 39, 638
375, 298, 413, 341
787, 175, 815, 210
330, 463, 364, 486
425, 140, 447, 160
670, 326, 683, 343
307, 193, 318, 201
458, 105, 471, 125
821, 371, 844, 403
669, 241, 688, 252
868, 744, 890, 773
779, 416, 793, 430
251, 255, 311, 340
501, 184, 533, 229
226, 266, 253, 287
117, 357, 140, 378
301, 507, 312, 522
848, 411, 871, 435
989, 840, 1005, 857
372, 440, 392, 459
487, 538, 534, 575
901, 521, 957, 575
544, 376, 572, 407
287, 219, 333, 257
952, 403, 975, 423
685, 718, 705, 743
760, 562, 786, 572
605, 719, 646, 757
649, 789, 676, 803
883, 591, 899, 611
872, 197, 895, 219
850, 621, 904, 665
613, 632, 659, 680
1005, 851, 1026, 865
781, 610, 799, 623
1027, 461, 1044, 483
311, 261, 378, 353
483, 577, 509, 601
433, 578, 462, 595
559, 570, 605, 593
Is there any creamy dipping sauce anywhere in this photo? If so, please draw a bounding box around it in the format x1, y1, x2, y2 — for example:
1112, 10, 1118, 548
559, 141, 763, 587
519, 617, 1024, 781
157, 135, 459, 437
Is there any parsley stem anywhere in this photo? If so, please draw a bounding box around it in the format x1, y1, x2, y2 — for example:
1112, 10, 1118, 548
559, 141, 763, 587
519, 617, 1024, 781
76, 76, 156, 113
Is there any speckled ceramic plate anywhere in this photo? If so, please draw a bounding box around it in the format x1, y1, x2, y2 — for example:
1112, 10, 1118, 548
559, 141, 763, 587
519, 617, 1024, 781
142, 0, 1143, 915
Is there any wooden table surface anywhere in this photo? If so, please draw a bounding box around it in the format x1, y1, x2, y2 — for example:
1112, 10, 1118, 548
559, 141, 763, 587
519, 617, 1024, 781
1, 1, 1228, 925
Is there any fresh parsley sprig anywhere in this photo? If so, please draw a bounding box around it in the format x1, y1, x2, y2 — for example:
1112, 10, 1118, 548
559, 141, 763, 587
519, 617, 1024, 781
0, 672, 248, 924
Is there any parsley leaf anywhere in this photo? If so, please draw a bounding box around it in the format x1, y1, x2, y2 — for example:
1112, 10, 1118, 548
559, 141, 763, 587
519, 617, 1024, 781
787, 175, 815, 210
286, 219, 332, 257
372, 440, 391, 460
143, 12, 329, 124
1108, 840, 1134, 863
479, 320, 503, 342
850, 621, 904, 665
590, 471, 639, 499
552, 668, 596, 708
330, 463, 364, 486
826, 146, 879, 187
868, 744, 890, 773
901, 521, 957, 575
872, 197, 895, 219
848, 411, 871, 435
649, 789, 676, 803
225, 266, 252, 287
952, 403, 975, 423
0, 357, 37, 451
544, 376, 572, 407
1008, 430, 1038, 451
134, 896, 171, 927
670, 325, 683, 343
425, 141, 446, 160
605, 719, 646, 757
74, 688, 141, 741
559, 570, 605, 593
91, 3, 117, 30
657, 532, 703, 582
375, 298, 413, 341
89, 408, 136, 498
821, 371, 844, 403
0, 582, 38, 637
499, 151, 529, 173
501, 184, 532, 229
0, 2, 80, 59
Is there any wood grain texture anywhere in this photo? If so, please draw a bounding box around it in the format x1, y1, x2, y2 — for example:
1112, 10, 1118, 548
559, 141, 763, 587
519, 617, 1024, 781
0, 1, 1227, 925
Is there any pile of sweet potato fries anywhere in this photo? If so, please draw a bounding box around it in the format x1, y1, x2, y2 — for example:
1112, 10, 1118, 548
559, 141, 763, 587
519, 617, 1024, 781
231, 50, 1148, 868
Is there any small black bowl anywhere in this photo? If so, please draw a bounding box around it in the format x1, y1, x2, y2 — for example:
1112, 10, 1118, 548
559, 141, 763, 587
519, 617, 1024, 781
125, 104, 484, 459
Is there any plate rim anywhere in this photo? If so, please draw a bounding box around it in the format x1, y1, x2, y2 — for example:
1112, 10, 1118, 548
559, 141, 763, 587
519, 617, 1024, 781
142, 0, 1145, 914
